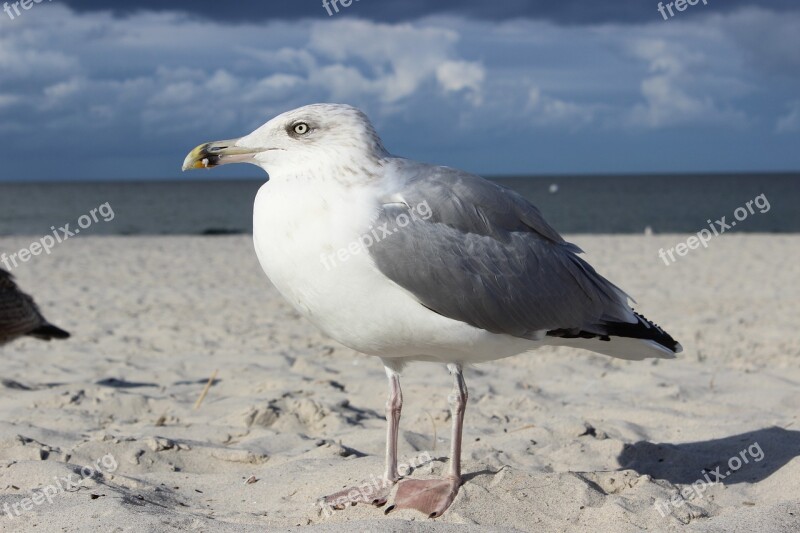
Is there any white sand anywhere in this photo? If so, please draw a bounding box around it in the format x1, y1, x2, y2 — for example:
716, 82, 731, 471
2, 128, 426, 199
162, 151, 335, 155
0, 234, 798, 532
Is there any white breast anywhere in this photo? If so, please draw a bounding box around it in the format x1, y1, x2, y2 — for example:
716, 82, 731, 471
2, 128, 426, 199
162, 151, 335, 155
252, 175, 537, 364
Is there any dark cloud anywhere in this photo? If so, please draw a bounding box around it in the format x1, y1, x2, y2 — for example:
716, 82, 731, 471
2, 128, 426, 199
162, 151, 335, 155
59, 0, 800, 24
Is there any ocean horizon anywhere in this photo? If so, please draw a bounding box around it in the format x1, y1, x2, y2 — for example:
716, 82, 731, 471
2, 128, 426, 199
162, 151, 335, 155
1, 173, 797, 236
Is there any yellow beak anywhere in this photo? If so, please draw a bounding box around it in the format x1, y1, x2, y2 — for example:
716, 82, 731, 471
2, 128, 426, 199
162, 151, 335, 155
181, 139, 266, 171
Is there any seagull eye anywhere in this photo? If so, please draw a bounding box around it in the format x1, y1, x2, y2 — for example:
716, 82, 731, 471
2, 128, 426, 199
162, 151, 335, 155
293, 122, 310, 135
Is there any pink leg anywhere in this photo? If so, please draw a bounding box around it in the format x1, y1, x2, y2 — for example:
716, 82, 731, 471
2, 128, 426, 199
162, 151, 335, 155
387, 363, 467, 518
384, 369, 403, 484
321, 366, 402, 509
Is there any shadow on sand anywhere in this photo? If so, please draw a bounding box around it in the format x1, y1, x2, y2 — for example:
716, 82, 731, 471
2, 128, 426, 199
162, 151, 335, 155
617, 426, 800, 485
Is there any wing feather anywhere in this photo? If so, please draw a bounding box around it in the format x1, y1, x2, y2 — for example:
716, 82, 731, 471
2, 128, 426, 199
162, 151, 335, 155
369, 160, 632, 340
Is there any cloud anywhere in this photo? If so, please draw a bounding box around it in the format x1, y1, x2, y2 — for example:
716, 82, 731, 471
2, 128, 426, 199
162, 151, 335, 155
526, 88, 596, 127
0, 94, 20, 111
0, 41, 77, 80
58, 0, 800, 25
776, 101, 800, 133
0, 4, 798, 179
625, 38, 747, 128
308, 19, 484, 104
0, 9, 489, 136
436, 61, 485, 103
720, 7, 800, 77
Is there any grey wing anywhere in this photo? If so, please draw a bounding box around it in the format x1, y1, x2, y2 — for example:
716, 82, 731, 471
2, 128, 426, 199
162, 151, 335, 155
368, 160, 633, 340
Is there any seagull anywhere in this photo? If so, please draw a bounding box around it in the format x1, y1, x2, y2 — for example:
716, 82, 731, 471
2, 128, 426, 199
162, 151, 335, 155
0, 269, 70, 346
182, 103, 681, 518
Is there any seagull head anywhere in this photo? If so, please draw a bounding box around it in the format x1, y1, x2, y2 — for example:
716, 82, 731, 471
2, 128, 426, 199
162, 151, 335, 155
182, 103, 388, 177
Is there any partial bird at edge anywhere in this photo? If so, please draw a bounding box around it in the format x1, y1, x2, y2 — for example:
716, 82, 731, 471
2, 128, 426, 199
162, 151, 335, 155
0, 269, 70, 346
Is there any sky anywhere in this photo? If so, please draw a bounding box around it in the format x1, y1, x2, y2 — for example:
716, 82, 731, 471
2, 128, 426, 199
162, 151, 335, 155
0, 0, 798, 181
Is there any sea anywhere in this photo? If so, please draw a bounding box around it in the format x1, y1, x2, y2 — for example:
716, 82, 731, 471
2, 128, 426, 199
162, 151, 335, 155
0, 173, 797, 236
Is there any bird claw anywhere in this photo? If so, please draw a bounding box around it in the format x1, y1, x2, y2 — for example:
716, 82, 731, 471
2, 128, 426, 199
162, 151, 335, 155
320, 478, 395, 510
385, 477, 460, 518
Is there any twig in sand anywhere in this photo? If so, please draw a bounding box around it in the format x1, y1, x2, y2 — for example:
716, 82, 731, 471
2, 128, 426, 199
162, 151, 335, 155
509, 424, 537, 433
194, 369, 218, 410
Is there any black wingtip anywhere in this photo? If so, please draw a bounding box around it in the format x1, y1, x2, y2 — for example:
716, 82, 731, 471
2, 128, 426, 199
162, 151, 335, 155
547, 311, 681, 354
27, 324, 71, 341
607, 312, 681, 353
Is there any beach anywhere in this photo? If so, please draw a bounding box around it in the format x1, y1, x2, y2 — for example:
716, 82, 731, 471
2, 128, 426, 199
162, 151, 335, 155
0, 233, 798, 532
